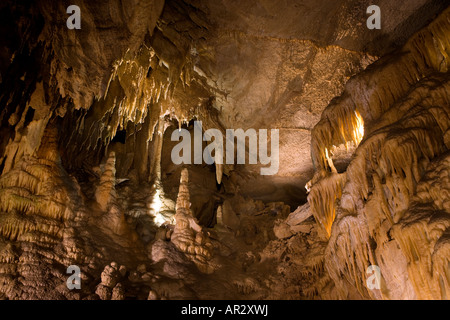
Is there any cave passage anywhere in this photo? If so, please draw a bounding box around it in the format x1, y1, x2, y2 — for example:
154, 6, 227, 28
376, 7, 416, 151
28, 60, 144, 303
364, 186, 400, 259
0, 0, 449, 301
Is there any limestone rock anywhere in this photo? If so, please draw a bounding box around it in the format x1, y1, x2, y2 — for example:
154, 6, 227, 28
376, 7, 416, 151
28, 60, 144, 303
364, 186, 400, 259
273, 220, 293, 239
95, 285, 111, 300
148, 290, 159, 300
220, 200, 240, 230
170, 169, 216, 274
286, 203, 313, 227
111, 283, 125, 300
0, 0, 448, 301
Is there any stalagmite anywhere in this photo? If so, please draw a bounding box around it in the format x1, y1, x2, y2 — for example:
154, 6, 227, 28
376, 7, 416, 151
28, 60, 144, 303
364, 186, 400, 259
0, 0, 448, 301
95, 152, 118, 212
170, 168, 216, 274
95, 152, 128, 235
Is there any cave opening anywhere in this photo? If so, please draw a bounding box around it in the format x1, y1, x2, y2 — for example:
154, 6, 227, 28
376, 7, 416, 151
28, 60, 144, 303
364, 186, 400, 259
111, 128, 127, 144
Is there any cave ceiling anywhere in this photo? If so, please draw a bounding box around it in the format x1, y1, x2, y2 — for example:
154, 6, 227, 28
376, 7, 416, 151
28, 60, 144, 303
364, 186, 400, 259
0, 0, 449, 301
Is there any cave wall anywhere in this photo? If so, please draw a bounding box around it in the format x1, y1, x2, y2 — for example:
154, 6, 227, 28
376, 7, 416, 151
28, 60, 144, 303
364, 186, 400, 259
0, 0, 448, 300
308, 7, 450, 299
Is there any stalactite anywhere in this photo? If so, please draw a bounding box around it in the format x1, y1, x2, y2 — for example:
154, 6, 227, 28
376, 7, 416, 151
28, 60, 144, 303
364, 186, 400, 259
307, 173, 346, 237
216, 163, 223, 185
0, 0, 448, 301
308, 7, 450, 300
311, 7, 450, 171
391, 154, 450, 299
321, 77, 450, 299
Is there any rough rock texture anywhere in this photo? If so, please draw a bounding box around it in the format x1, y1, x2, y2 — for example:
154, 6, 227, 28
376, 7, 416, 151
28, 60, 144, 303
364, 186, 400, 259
0, 0, 449, 300
308, 7, 450, 299
170, 168, 216, 273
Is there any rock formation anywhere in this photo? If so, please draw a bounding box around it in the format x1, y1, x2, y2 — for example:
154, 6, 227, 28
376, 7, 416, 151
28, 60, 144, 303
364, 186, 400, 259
0, 0, 448, 300
170, 168, 215, 273
309, 7, 450, 299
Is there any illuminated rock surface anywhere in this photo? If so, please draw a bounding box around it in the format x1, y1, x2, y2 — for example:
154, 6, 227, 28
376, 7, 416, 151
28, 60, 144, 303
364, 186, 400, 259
0, 0, 448, 299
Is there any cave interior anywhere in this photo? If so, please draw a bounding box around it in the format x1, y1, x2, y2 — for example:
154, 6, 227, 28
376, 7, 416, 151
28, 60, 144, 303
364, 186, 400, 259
0, 0, 449, 300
